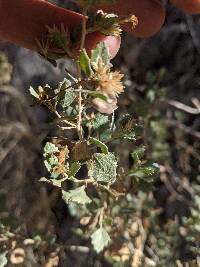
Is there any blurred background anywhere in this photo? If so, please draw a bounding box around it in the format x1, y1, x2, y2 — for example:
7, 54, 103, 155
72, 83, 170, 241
0, 1, 200, 266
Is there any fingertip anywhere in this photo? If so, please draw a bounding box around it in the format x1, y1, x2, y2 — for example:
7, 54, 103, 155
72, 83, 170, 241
84, 32, 121, 59
130, 0, 166, 38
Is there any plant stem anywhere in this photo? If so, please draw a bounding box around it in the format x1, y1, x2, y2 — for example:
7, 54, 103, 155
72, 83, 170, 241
77, 6, 88, 141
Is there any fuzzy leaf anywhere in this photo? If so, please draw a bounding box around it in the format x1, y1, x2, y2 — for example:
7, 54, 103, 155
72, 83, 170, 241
0, 252, 7, 267
91, 227, 110, 253
62, 91, 76, 108
86, 113, 109, 130
56, 79, 76, 108
62, 186, 92, 205
91, 43, 110, 66
89, 152, 117, 184
96, 14, 118, 30
44, 142, 59, 155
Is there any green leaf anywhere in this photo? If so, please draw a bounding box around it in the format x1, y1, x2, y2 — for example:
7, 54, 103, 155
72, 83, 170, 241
91, 42, 110, 66
86, 113, 109, 130
89, 152, 117, 184
62, 91, 76, 108
90, 92, 108, 101
62, 186, 92, 205
130, 162, 159, 182
79, 49, 93, 77
29, 86, 39, 99
131, 146, 145, 163
91, 227, 110, 253
44, 142, 59, 155
43, 142, 60, 178
56, 79, 76, 108
69, 162, 81, 177
96, 14, 118, 30
0, 252, 8, 267
90, 137, 108, 154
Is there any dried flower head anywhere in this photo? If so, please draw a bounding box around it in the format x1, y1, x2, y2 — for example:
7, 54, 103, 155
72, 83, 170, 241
93, 59, 124, 98
120, 14, 138, 30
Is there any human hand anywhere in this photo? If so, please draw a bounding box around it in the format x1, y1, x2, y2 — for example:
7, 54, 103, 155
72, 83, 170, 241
0, 0, 199, 60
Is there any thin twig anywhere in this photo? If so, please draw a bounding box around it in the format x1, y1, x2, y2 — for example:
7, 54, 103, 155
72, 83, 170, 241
164, 99, 200, 115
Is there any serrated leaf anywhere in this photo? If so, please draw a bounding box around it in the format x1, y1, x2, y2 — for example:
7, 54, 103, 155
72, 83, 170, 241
91, 43, 110, 67
0, 252, 8, 267
130, 162, 159, 182
43, 142, 60, 177
44, 142, 59, 155
61, 91, 76, 108
89, 152, 117, 184
96, 14, 118, 30
29, 86, 39, 99
69, 162, 81, 177
62, 186, 92, 205
56, 79, 76, 108
91, 137, 108, 154
91, 227, 110, 253
79, 49, 93, 77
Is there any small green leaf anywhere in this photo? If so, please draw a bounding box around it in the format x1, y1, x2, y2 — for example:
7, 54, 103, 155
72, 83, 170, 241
44, 142, 59, 155
91, 227, 110, 253
43, 142, 60, 178
90, 92, 108, 101
0, 252, 8, 267
91, 137, 108, 154
62, 186, 92, 205
89, 152, 117, 184
130, 162, 159, 182
96, 14, 118, 30
29, 86, 39, 99
79, 49, 93, 76
69, 162, 81, 177
91, 42, 110, 66
131, 146, 145, 163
